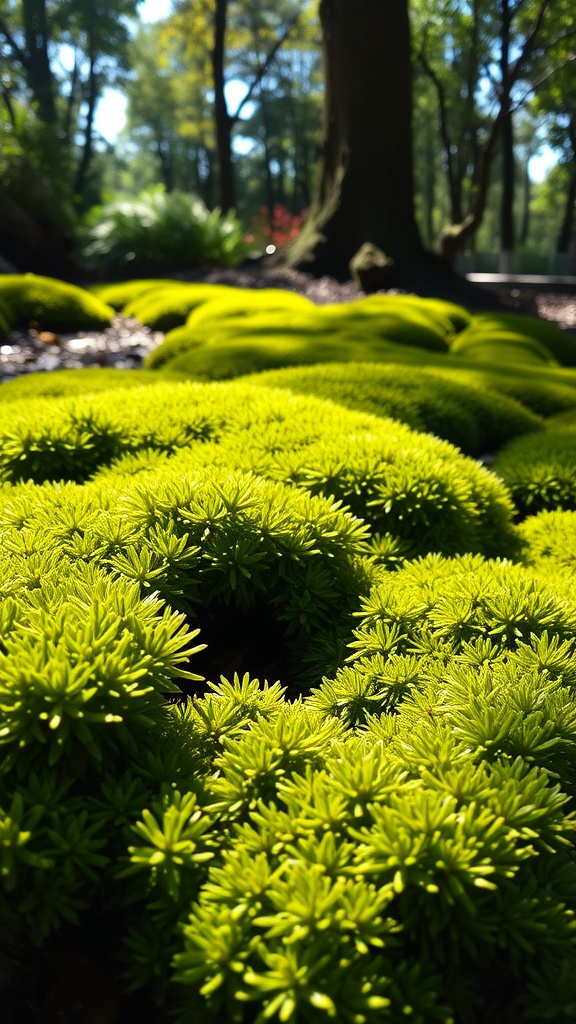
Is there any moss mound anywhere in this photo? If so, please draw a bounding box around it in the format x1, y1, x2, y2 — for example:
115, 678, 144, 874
242, 361, 542, 456
0, 380, 517, 560
122, 282, 238, 330
0, 367, 185, 402
519, 508, 576, 574
145, 293, 454, 374
450, 328, 557, 365
495, 428, 576, 515
4, 282, 576, 1023
89, 278, 176, 309
0, 274, 114, 331
457, 311, 576, 366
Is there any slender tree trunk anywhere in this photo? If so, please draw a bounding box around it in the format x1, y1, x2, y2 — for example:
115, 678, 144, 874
212, 0, 235, 211
278, 0, 424, 280
500, 110, 515, 271
557, 166, 576, 255
74, 58, 99, 200
63, 54, 79, 145
439, 0, 551, 266
519, 157, 532, 246
259, 91, 277, 224
499, 0, 514, 272
21, 0, 56, 124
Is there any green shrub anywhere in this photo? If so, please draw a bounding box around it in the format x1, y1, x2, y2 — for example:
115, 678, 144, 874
79, 187, 248, 274
0, 274, 114, 331
243, 362, 542, 456
495, 430, 576, 515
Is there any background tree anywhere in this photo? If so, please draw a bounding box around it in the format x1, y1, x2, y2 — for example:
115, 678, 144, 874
278, 0, 426, 282
413, 0, 576, 268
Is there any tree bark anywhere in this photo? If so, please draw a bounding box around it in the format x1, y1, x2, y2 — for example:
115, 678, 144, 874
499, 0, 514, 272
20, 0, 57, 124
557, 167, 576, 255
73, 58, 99, 201
212, 0, 236, 212
276, 0, 425, 280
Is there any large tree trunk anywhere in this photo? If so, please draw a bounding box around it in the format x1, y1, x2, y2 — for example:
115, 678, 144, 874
277, 0, 425, 280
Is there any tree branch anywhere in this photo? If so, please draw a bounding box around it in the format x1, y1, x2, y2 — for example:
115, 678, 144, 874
418, 43, 462, 222
0, 14, 29, 70
232, 11, 301, 123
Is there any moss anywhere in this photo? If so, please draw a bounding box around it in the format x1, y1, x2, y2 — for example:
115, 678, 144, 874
461, 311, 576, 366
450, 327, 557, 365
242, 361, 542, 456
122, 282, 237, 330
495, 429, 576, 515
0, 274, 114, 331
183, 287, 315, 329
0, 367, 183, 403
89, 279, 176, 310
519, 509, 576, 573
145, 317, 405, 374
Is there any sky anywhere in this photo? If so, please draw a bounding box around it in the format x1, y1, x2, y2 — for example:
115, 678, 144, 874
94, 0, 558, 184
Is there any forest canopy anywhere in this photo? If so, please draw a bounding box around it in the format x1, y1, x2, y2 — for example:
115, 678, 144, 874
0, 0, 575, 277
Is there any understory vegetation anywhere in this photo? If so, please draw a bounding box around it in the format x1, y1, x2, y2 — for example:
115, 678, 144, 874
2, 275, 576, 1022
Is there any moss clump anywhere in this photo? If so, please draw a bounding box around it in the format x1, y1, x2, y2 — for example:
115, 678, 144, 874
0, 274, 114, 331
450, 327, 557, 365
495, 428, 576, 515
122, 283, 237, 331
0, 367, 185, 403
145, 293, 454, 375
457, 311, 576, 366
89, 278, 176, 309
519, 508, 576, 574
242, 361, 542, 456
0, 380, 518, 559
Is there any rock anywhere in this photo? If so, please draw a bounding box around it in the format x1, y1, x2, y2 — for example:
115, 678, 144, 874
349, 243, 396, 293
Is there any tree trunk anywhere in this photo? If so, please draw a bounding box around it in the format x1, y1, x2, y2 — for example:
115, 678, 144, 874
21, 0, 56, 124
212, 0, 236, 212
557, 166, 576, 255
519, 156, 531, 247
499, 0, 514, 273
74, 58, 99, 201
499, 109, 515, 272
277, 0, 425, 280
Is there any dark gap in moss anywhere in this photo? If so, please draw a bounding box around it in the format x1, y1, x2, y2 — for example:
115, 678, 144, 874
178, 598, 295, 696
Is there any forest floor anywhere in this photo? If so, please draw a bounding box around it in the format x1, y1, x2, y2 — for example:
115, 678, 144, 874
1, 267, 575, 383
